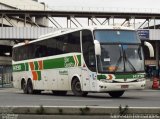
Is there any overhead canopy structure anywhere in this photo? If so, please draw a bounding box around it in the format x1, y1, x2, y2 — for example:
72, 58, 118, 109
1, 2, 160, 85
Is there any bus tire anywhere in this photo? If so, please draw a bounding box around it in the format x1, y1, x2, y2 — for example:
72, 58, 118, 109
27, 79, 34, 94
22, 80, 28, 94
108, 91, 125, 98
71, 78, 88, 97
52, 91, 67, 96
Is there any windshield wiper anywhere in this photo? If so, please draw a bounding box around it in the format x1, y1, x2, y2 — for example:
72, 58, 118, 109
123, 50, 137, 73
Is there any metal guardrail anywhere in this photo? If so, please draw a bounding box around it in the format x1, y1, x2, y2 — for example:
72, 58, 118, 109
48, 6, 160, 13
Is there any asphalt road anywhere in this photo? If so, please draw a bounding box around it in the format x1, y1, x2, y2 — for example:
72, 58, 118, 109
0, 88, 160, 107
1, 115, 139, 119
0, 114, 126, 119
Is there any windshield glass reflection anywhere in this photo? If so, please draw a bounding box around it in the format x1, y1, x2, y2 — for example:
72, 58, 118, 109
97, 44, 144, 73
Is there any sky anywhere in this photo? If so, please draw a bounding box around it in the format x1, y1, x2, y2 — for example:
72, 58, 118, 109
39, 0, 160, 10
38, 0, 160, 28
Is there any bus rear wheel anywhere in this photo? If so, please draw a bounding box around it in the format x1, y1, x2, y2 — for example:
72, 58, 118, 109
71, 78, 88, 97
27, 80, 34, 94
108, 91, 125, 98
27, 80, 41, 94
22, 81, 28, 94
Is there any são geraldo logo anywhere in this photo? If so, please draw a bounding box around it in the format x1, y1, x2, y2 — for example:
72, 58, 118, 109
13, 65, 21, 71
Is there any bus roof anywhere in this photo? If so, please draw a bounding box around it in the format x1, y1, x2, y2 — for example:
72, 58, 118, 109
13, 25, 135, 48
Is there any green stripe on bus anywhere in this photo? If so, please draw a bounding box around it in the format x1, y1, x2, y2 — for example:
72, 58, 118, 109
97, 75, 107, 80
34, 61, 39, 70
43, 57, 65, 69
37, 71, 41, 80
115, 74, 145, 79
13, 55, 81, 72
25, 63, 29, 71
13, 63, 25, 72
97, 74, 145, 80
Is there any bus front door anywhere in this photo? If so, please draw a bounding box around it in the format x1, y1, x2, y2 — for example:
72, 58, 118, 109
82, 67, 90, 91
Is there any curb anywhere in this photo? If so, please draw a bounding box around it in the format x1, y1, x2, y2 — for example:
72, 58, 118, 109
0, 106, 160, 115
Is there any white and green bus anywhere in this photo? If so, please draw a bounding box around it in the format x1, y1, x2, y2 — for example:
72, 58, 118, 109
12, 26, 154, 98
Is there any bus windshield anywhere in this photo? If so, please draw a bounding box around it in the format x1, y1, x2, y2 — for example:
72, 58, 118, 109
94, 30, 144, 73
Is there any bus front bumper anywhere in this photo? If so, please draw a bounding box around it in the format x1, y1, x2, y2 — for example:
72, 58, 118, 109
97, 80, 146, 92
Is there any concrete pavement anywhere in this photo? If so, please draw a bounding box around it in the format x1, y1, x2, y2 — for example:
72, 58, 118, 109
0, 88, 159, 118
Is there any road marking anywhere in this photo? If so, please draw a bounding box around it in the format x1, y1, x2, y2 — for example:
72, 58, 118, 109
40, 99, 112, 102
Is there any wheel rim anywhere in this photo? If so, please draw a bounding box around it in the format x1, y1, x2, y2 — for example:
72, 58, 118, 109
23, 83, 26, 89
75, 81, 81, 92
28, 86, 32, 93
23, 83, 27, 92
27, 82, 33, 94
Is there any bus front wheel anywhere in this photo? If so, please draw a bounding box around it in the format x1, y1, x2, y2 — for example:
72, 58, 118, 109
71, 78, 88, 97
108, 91, 125, 98
27, 80, 34, 94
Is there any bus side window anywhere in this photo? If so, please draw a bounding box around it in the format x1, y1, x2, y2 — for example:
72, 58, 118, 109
62, 34, 69, 53
13, 48, 17, 61
23, 46, 28, 60
18, 47, 23, 61
33, 40, 47, 58
68, 31, 81, 53
57, 36, 65, 55
28, 44, 36, 59
46, 38, 57, 56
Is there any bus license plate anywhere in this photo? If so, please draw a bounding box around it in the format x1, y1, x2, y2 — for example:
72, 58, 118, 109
121, 85, 128, 89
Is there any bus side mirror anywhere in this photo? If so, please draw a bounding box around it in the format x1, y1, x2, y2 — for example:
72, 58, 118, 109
144, 41, 154, 57
94, 40, 101, 55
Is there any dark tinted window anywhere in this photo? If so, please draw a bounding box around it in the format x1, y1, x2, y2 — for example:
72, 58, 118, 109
28, 44, 35, 59
67, 31, 81, 53
13, 31, 81, 61
56, 35, 65, 55
13, 48, 17, 61
82, 30, 96, 72
13, 46, 27, 61
34, 40, 47, 58
46, 38, 57, 56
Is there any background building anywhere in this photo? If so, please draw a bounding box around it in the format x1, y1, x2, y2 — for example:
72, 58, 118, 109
0, 0, 49, 86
